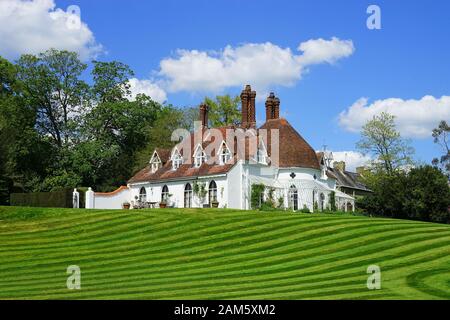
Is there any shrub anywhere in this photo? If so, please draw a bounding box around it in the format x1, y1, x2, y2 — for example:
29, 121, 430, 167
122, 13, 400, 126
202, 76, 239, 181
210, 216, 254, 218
251, 183, 265, 209
300, 205, 310, 213
329, 191, 337, 211
10, 188, 74, 208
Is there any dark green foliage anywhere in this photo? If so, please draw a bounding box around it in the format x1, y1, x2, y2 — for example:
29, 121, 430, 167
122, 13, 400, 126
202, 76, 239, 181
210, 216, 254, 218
203, 95, 241, 127
10, 189, 74, 208
358, 165, 450, 223
329, 191, 337, 211
300, 205, 311, 213
0, 50, 191, 201
251, 183, 265, 209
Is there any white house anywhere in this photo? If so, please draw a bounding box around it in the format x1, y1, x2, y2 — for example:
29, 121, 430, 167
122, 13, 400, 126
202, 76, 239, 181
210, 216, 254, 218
85, 85, 356, 212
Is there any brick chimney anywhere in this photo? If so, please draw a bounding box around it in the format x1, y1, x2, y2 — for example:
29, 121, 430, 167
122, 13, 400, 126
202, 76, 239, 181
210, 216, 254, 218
333, 161, 346, 172
199, 103, 209, 129
240, 85, 256, 128
273, 96, 280, 119
265, 92, 280, 121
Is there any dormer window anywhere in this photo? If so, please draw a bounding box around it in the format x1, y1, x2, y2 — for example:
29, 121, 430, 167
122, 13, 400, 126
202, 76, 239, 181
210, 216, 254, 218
150, 152, 162, 173
193, 145, 206, 168
171, 148, 183, 170
151, 161, 160, 173
256, 139, 268, 165
219, 142, 231, 165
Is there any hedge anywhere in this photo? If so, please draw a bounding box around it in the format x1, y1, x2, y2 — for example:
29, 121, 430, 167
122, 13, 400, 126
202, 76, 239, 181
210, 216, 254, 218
10, 188, 79, 208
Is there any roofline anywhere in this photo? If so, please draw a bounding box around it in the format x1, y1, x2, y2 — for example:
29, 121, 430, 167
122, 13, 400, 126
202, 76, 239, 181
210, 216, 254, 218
128, 173, 228, 185
337, 185, 372, 192
128, 162, 240, 185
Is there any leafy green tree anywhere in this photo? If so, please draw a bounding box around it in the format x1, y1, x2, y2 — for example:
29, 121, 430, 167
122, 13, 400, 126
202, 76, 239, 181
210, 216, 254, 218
133, 106, 188, 173
0, 56, 54, 198
358, 166, 450, 223
204, 94, 241, 127
83, 94, 162, 189
16, 49, 89, 148
357, 112, 414, 174
432, 120, 450, 176
91, 60, 134, 103
404, 166, 450, 223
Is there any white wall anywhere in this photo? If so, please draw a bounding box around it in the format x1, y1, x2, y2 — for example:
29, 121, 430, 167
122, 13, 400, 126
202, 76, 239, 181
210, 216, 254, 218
129, 176, 228, 208
227, 162, 243, 209
91, 187, 130, 209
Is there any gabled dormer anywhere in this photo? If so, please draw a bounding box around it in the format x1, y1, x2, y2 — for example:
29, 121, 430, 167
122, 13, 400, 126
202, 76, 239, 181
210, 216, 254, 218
149, 150, 162, 173
218, 141, 232, 165
171, 147, 183, 170
193, 144, 207, 168
256, 138, 269, 165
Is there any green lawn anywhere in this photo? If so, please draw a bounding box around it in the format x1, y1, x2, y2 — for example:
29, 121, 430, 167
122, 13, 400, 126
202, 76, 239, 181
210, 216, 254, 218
0, 206, 449, 300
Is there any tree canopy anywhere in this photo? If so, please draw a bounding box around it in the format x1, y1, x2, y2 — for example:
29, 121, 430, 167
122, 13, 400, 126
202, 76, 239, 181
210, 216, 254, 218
357, 112, 414, 174
0, 49, 190, 202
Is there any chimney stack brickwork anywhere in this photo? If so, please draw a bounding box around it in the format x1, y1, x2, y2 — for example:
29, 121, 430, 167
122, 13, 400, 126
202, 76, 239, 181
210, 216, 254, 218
265, 92, 280, 121
199, 103, 209, 129
333, 161, 346, 172
240, 85, 256, 128
240, 85, 281, 126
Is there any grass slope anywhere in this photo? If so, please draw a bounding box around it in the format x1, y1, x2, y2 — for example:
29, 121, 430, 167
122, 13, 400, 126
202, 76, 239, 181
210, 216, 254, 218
0, 206, 449, 300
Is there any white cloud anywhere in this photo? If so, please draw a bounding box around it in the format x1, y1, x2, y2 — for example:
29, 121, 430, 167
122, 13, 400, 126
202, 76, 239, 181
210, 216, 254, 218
331, 151, 372, 172
297, 37, 354, 65
339, 95, 450, 139
128, 78, 167, 103
158, 37, 354, 95
0, 0, 103, 60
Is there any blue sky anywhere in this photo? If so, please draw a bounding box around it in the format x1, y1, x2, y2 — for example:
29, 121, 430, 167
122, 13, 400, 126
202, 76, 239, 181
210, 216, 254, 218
1, 0, 449, 170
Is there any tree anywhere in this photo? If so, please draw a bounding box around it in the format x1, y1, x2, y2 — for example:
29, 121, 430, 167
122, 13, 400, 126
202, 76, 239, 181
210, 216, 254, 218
0, 56, 54, 197
432, 120, 450, 176
204, 95, 241, 127
357, 112, 414, 174
132, 106, 188, 173
358, 166, 450, 223
91, 60, 134, 103
405, 166, 450, 223
16, 49, 89, 148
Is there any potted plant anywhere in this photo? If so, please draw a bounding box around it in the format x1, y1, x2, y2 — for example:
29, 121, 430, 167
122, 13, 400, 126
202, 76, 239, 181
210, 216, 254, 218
159, 200, 167, 208
193, 181, 208, 207
211, 200, 219, 208
160, 193, 172, 208
122, 201, 131, 210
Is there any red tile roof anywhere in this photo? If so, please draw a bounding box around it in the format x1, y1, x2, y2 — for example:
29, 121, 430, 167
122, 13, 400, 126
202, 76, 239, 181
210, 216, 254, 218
128, 118, 320, 184
260, 118, 320, 169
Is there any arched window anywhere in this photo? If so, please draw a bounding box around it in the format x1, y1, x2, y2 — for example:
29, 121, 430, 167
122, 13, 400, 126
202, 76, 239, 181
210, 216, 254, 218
346, 202, 353, 212
184, 183, 192, 208
320, 193, 326, 211
289, 185, 298, 210
208, 180, 217, 205
161, 185, 169, 202
139, 187, 147, 202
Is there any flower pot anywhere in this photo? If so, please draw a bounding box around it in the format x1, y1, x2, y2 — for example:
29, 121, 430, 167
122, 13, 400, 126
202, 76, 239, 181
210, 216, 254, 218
211, 202, 219, 208
122, 203, 130, 210
159, 203, 167, 208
